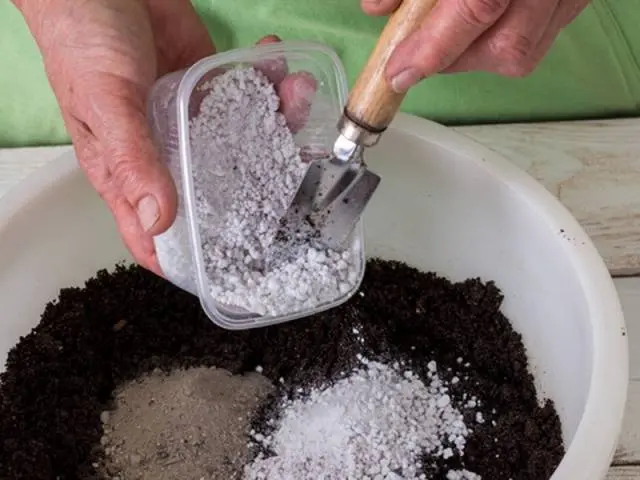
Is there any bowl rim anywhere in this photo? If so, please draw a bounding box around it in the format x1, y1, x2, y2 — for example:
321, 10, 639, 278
0, 113, 628, 479
389, 114, 628, 479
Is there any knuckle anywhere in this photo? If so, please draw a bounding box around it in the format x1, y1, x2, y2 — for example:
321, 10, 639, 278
457, 0, 510, 26
110, 152, 143, 188
497, 60, 536, 78
362, 0, 400, 14
84, 163, 112, 198
78, 153, 114, 203
560, 0, 590, 26
489, 31, 536, 64
69, 124, 114, 199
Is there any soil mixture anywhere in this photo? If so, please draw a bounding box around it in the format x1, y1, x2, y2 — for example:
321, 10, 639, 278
0, 259, 564, 479
101, 367, 274, 480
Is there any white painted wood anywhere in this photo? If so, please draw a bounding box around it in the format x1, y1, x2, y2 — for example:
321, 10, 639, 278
608, 466, 640, 479
618, 278, 640, 381
2, 119, 640, 475
457, 119, 640, 276
615, 376, 640, 465
3, 119, 640, 275
609, 278, 640, 468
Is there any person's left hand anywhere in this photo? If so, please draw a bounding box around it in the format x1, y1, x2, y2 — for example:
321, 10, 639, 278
361, 0, 590, 92
13, 0, 316, 276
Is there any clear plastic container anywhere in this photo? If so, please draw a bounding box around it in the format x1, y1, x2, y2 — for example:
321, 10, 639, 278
147, 41, 366, 330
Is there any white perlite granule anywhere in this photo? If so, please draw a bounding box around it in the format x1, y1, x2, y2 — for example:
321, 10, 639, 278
244, 357, 481, 480
187, 66, 359, 316
446, 470, 482, 480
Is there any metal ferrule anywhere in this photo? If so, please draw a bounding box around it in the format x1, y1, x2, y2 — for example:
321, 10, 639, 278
336, 115, 383, 148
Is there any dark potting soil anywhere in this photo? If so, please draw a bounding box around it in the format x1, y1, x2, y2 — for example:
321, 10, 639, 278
0, 259, 564, 480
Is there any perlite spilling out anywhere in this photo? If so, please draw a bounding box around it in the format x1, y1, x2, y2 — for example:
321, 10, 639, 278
244, 355, 483, 480
158, 65, 360, 317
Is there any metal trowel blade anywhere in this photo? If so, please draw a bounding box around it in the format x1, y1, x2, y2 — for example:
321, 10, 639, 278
277, 151, 380, 251
311, 155, 361, 213
307, 163, 381, 250
287, 159, 324, 220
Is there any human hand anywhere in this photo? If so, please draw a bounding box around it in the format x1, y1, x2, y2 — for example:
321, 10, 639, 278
361, 0, 590, 92
13, 0, 315, 275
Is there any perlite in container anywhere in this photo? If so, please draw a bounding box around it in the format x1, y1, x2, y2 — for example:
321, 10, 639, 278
147, 41, 366, 330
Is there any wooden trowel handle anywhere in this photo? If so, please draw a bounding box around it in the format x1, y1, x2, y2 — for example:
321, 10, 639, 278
345, 0, 438, 134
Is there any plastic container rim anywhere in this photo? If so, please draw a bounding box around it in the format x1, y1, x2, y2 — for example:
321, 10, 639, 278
175, 40, 367, 330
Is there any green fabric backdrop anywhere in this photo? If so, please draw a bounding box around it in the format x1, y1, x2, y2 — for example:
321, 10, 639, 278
1, 0, 639, 147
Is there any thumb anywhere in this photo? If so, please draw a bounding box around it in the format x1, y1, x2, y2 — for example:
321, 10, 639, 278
361, 0, 402, 16
88, 82, 178, 237
68, 76, 178, 275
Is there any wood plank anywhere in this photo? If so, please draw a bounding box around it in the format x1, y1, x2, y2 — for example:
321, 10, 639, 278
3, 119, 640, 275
611, 277, 640, 466
608, 466, 640, 479
614, 378, 640, 465
457, 119, 640, 276
617, 277, 640, 381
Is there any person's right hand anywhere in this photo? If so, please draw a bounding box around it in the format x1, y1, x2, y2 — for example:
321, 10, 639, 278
13, 0, 316, 276
361, 0, 589, 92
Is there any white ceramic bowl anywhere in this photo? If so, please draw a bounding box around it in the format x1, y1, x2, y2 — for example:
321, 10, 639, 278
0, 113, 627, 479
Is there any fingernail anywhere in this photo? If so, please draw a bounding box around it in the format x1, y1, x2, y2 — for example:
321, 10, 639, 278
390, 68, 422, 93
137, 195, 160, 232
258, 34, 281, 45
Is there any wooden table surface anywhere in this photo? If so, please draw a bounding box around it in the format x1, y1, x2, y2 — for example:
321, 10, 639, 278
1, 118, 639, 479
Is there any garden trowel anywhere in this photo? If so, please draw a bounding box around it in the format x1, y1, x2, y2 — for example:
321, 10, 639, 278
282, 0, 439, 250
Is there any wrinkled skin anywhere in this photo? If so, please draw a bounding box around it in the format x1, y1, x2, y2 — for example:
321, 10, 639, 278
13, 0, 314, 275
361, 0, 590, 92
14, 0, 588, 274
